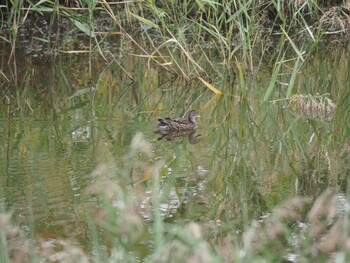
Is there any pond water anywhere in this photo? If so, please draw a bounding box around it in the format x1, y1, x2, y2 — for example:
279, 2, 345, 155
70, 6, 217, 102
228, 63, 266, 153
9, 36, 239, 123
1, 24, 350, 260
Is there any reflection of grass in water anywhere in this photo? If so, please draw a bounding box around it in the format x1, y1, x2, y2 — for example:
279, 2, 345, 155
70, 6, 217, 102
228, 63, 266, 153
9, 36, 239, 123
2, 86, 347, 262
2, 53, 350, 253
1, 2, 350, 260
1, 132, 350, 262
1, 96, 348, 259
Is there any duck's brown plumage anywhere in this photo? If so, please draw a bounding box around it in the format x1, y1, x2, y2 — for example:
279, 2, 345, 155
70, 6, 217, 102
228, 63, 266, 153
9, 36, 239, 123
157, 110, 198, 131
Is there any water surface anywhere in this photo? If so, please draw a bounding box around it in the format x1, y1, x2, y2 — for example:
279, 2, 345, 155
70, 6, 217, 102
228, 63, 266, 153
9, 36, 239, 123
1, 29, 350, 259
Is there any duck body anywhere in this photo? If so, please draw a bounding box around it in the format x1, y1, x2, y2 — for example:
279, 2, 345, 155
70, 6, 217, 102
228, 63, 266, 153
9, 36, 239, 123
157, 110, 198, 131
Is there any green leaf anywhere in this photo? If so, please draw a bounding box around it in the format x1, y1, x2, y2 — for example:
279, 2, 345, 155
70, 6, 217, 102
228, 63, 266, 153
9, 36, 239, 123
72, 19, 96, 37
286, 58, 300, 98
281, 27, 304, 61
129, 12, 159, 29
195, 0, 205, 12
263, 61, 283, 102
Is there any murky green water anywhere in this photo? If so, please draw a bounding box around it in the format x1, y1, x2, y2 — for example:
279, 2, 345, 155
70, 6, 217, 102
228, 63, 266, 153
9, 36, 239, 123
1, 29, 350, 259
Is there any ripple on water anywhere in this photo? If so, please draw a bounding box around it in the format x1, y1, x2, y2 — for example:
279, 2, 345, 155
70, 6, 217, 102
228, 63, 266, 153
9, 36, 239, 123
0, 138, 95, 238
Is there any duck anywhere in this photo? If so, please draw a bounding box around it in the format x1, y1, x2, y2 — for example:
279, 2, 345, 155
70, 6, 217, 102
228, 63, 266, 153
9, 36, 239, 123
157, 110, 198, 131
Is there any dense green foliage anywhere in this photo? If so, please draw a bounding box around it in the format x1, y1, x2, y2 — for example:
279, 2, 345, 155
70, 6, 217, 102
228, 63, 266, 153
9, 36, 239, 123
1, 0, 350, 262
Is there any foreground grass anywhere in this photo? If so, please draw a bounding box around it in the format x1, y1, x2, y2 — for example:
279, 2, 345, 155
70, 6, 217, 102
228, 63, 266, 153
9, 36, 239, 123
1, 1, 350, 262
0, 160, 350, 263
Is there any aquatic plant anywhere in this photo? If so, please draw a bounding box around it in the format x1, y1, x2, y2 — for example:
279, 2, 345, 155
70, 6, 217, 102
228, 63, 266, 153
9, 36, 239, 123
287, 93, 336, 120
0, 0, 347, 77
1, 1, 350, 262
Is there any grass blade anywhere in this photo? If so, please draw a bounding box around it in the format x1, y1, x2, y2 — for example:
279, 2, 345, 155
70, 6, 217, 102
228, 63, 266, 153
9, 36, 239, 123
198, 76, 222, 95
280, 26, 304, 61
129, 12, 159, 29
286, 58, 301, 98
263, 60, 283, 102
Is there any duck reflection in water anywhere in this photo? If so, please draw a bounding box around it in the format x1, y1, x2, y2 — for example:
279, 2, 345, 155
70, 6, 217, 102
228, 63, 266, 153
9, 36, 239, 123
156, 129, 200, 144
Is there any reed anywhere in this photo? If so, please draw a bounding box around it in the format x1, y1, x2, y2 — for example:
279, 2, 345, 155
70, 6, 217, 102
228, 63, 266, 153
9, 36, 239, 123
1, 1, 349, 262
1, 0, 345, 78
287, 93, 336, 120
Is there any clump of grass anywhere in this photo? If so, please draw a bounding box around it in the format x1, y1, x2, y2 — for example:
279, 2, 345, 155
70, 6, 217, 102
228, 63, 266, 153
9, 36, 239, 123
287, 93, 336, 120
36, 238, 89, 263
152, 222, 218, 263
0, 213, 30, 262
319, 3, 350, 33
0, 212, 90, 262
242, 196, 312, 259
240, 188, 350, 262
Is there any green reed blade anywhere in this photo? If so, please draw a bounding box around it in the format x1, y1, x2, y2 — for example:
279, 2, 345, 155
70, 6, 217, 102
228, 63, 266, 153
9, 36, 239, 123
286, 57, 301, 99
280, 26, 304, 62
72, 19, 96, 37
129, 12, 159, 29
263, 60, 283, 102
